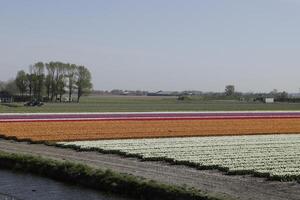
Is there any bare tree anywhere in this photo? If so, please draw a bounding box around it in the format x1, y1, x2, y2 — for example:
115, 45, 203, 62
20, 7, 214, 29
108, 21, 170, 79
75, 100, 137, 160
75, 66, 92, 102
66, 64, 76, 102
31, 62, 45, 100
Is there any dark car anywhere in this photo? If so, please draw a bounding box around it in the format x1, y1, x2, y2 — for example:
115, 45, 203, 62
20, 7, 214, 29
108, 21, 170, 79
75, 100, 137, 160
24, 100, 44, 107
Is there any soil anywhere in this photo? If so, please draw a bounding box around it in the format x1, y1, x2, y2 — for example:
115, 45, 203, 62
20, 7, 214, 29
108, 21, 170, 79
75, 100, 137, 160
0, 139, 299, 200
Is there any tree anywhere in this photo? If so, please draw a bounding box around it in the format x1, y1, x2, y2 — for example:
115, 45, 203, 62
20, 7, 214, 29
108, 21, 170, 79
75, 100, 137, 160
26, 73, 34, 98
0, 81, 5, 91
46, 62, 57, 101
66, 64, 76, 102
270, 89, 278, 95
225, 85, 235, 96
32, 62, 45, 100
53, 62, 65, 101
26, 63, 45, 100
57, 64, 67, 102
75, 66, 92, 102
15, 70, 28, 96
279, 91, 288, 99
270, 89, 288, 99
2, 61, 93, 102
44, 74, 51, 100
4, 79, 18, 94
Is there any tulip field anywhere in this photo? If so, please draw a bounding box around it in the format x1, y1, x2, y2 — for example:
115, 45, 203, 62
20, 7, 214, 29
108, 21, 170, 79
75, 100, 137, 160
1, 111, 300, 141
60, 134, 300, 178
0, 111, 300, 180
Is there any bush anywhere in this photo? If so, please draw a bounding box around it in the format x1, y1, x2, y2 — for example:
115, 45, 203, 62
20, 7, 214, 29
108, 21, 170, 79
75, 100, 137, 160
177, 95, 192, 101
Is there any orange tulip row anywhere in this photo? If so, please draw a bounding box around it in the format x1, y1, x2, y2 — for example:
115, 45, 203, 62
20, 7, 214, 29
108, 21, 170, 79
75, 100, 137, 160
1, 118, 300, 142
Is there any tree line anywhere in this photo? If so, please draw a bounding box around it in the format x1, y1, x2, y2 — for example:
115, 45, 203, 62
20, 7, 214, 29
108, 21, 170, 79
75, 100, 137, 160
14, 61, 92, 102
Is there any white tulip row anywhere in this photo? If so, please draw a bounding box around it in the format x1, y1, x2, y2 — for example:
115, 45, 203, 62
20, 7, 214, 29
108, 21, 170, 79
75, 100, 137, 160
59, 134, 300, 177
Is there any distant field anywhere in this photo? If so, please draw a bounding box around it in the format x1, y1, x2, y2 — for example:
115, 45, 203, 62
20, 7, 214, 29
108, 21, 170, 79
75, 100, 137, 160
1, 95, 300, 113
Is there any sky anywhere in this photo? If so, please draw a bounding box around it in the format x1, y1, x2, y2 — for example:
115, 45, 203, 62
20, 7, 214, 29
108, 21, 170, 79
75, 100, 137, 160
1, 0, 300, 92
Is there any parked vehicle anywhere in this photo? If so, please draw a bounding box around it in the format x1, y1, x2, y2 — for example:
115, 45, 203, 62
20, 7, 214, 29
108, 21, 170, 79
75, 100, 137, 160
24, 100, 44, 107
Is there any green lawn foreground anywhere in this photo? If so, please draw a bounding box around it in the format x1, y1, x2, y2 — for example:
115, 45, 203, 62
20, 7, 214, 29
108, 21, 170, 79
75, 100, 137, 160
1, 95, 300, 113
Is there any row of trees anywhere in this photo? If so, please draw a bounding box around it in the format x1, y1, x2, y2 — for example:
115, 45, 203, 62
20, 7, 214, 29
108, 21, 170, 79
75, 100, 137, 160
224, 85, 289, 98
15, 62, 92, 102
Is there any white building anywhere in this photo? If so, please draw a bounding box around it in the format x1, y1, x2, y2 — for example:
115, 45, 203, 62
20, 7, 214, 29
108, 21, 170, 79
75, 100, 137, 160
264, 98, 274, 103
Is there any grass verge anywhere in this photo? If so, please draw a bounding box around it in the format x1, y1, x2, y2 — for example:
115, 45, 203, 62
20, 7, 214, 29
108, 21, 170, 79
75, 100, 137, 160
2, 96, 300, 113
0, 150, 227, 200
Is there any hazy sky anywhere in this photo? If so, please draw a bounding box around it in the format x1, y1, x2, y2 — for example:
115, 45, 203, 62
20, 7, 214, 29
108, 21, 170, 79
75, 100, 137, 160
1, 0, 300, 92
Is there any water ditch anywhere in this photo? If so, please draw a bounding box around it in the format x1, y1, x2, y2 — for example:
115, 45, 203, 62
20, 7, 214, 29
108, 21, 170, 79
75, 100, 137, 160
0, 169, 131, 200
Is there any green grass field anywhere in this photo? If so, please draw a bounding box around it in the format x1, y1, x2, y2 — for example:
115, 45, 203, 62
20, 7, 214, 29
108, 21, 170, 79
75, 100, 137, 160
1, 95, 300, 113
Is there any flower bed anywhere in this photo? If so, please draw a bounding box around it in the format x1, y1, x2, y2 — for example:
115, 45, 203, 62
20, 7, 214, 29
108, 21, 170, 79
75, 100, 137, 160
59, 134, 300, 180
1, 118, 300, 141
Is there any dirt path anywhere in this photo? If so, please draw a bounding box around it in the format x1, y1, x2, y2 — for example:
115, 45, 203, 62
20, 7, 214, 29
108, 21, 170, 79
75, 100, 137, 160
0, 139, 299, 200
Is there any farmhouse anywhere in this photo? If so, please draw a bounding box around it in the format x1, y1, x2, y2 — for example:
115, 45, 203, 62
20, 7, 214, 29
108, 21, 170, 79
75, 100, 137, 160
264, 97, 274, 103
254, 97, 274, 103
0, 91, 13, 103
